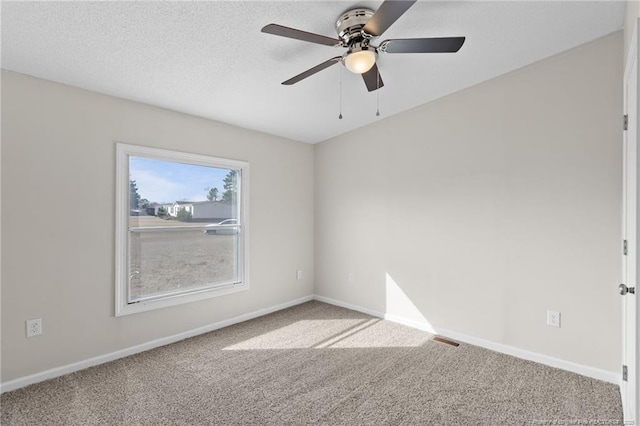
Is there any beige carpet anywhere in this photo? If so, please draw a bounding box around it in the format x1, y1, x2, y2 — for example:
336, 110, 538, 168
1, 301, 622, 425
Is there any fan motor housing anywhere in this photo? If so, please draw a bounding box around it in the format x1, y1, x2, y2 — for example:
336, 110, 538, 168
336, 8, 375, 43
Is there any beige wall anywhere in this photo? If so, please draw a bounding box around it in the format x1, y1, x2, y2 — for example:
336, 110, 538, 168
314, 32, 623, 372
1, 71, 314, 382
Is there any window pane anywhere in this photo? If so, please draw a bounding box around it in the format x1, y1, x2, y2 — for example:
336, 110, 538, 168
127, 156, 242, 303
129, 228, 239, 302
128, 157, 238, 228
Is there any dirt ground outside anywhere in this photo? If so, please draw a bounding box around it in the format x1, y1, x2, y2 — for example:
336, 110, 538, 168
128, 216, 238, 301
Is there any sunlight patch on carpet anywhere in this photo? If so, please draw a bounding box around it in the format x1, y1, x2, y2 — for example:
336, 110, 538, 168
223, 318, 430, 350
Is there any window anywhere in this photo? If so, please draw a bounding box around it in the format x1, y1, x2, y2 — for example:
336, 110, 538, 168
115, 143, 249, 316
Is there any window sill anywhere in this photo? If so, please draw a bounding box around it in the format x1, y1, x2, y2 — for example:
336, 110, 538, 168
115, 282, 249, 317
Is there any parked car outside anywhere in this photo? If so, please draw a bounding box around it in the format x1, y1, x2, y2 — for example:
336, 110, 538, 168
203, 219, 238, 235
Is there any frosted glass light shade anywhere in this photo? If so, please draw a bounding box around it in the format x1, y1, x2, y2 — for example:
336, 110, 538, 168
344, 50, 376, 74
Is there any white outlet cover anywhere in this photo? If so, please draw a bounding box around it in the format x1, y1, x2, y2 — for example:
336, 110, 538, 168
26, 318, 42, 337
296, 270, 302, 280
547, 310, 561, 328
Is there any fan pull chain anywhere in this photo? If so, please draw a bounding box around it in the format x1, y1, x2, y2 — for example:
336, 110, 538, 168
338, 66, 343, 120
376, 67, 381, 117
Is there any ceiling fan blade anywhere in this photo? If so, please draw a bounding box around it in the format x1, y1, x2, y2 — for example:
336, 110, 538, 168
362, 64, 384, 92
282, 57, 343, 85
362, 0, 417, 37
381, 37, 466, 53
262, 24, 341, 47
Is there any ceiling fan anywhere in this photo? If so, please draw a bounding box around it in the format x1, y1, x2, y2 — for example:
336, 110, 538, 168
261, 0, 466, 92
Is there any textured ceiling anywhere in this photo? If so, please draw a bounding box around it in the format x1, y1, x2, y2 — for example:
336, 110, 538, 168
1, 1, 625, 143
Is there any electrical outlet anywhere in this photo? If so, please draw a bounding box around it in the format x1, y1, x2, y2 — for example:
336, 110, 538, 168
547, 310, 561, 328
296, 270, 303, 280
348, 273, 355, 283
26, 318, 42, 337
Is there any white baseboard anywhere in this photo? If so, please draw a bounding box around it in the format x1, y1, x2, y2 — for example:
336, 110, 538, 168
313, 294, 620, 385
0, 295, 314, 393
313, 294, 384, 319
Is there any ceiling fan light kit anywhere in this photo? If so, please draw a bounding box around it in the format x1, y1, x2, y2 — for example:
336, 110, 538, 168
343, 44, 377, 74
261, 0, 465, 92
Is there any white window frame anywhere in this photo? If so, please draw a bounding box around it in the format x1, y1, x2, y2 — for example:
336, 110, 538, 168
115, 143, 249, 316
